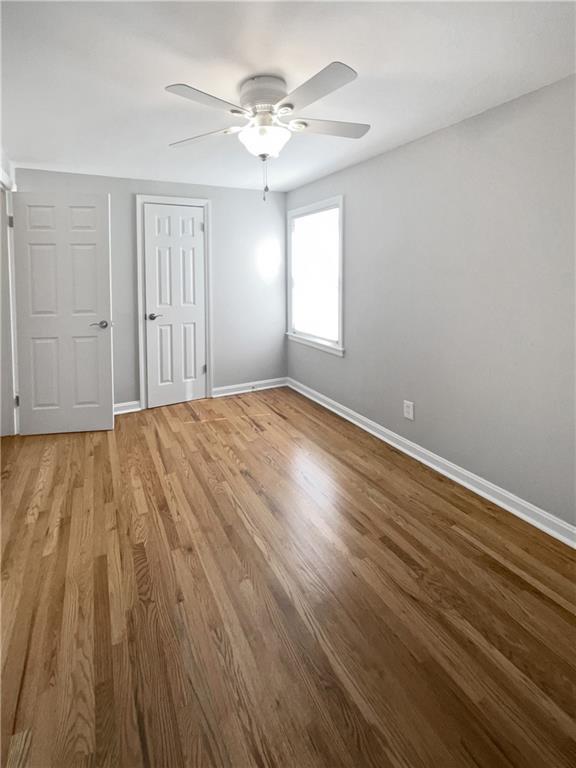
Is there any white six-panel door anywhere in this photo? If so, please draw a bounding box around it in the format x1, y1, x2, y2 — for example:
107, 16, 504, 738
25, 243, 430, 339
144, 203, 206, 407
14, 193, 114, 435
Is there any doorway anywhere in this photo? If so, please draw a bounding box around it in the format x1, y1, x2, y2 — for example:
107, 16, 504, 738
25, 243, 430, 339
137, 196, 211, 408
12, 192, 114, 434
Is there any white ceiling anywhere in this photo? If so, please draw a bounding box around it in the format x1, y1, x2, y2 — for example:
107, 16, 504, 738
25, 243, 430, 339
2, 2, 575, 191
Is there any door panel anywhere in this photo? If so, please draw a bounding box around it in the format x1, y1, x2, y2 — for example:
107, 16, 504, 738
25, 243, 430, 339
183, 323, 196, 380
31, 338, 59, 407
73, 336, 100, 405
181, 248, 195, 304
27, 204, 56, 230
144, 203, 206, 407
158, 324, 174, 384
157, 246, 172, 306
29, 244, 58, 314
71, 243, 98, 313
14, 193, 113, 434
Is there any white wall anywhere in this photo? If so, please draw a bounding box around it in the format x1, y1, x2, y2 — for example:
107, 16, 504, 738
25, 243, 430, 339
287, 77, 575, 525
14, 170, 287, 404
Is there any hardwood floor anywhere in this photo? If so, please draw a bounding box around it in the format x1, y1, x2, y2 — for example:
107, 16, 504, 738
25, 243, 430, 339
1, 387, 575, 768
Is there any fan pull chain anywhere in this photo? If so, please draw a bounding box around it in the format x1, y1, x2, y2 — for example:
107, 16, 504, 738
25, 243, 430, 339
261, 155, 270, 202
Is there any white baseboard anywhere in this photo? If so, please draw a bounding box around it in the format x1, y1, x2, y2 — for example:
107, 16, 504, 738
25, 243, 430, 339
114, 400, 142, 415
114, 379, 287, 411
212, 378, 288, 398
286, 378, 575, 549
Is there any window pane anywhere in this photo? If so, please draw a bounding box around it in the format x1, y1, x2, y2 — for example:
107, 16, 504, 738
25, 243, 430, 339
291, 207, 340, 342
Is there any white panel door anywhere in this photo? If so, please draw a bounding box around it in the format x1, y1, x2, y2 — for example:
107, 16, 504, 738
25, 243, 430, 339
144, 203, 206, 407
14, 193, 113, 434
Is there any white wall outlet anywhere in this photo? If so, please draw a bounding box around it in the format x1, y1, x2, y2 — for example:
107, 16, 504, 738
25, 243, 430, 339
403, 400, 415, 421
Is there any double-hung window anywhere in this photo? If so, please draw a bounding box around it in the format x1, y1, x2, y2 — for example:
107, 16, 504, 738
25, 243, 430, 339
287, 197, 344, 356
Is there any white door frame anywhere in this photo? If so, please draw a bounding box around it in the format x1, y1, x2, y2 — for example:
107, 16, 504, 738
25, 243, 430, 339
0, 160, 18, 434
136, 195, 213, 408
2, 188, 19, 434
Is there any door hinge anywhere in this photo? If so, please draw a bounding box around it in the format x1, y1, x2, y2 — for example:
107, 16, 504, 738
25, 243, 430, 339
7, 215, 14, 228
201, 364, 207, 374
200, 222, 205, 233
14, 394, 20, 407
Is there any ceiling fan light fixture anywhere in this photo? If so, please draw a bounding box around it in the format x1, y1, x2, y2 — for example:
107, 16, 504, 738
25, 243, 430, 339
238, 124, 291, 158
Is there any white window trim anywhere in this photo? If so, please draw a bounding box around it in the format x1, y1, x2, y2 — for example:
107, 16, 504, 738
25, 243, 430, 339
286, 195, 344, 356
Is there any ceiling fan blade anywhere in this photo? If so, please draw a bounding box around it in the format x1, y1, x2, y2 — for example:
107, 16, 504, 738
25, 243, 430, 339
291, 118, 370, 139
166, 83, 247, 114
276, 62, 357, 112
169, 126, 242, 148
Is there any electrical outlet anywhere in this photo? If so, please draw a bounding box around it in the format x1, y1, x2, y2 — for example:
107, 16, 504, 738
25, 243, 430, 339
403, 400, 415, 421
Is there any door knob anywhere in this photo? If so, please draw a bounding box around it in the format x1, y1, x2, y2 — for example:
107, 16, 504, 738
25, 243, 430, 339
148, 313, 164, 321
90, 320, 109, 329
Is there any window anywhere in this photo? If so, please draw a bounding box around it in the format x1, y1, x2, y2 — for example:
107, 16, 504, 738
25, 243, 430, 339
287, 197, 343, 356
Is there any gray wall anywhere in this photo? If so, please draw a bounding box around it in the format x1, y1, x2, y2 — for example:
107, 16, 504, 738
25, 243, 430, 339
15, 170, 287, 403
287, 77, 575, 524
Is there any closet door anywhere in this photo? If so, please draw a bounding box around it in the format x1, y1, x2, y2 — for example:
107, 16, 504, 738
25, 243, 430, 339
144, 203, 206, 408
14, 193, 113, 434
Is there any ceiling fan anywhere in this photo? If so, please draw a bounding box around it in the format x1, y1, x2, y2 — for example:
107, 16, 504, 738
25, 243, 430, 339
166, 62, 370, 196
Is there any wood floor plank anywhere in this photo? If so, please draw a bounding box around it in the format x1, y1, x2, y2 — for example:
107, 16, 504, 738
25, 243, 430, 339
1, 388, 575, 767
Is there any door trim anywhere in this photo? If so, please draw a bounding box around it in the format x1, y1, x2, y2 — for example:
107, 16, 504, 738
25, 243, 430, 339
136, 195, 213, 408
4, 190, 19, 434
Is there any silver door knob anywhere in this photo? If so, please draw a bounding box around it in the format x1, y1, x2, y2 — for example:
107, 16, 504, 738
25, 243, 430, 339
148, 313, 164, 320
90, 320, 109, 329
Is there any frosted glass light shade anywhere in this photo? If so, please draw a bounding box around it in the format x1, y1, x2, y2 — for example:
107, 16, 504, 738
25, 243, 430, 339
238, 124, 291, 158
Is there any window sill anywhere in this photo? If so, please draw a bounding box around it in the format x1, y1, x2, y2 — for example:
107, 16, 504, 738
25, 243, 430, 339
286, 333, 345, 357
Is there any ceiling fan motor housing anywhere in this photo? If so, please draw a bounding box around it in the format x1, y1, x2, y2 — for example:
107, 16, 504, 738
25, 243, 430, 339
239, 75, 287, 111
